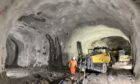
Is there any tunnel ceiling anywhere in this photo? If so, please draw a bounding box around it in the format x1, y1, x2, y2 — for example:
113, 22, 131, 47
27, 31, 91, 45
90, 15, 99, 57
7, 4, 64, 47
1, 0, 140, 77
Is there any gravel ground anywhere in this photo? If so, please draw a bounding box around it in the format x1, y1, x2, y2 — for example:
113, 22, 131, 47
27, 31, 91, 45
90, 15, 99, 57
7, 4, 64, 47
0, 70, 139, 84
82, 70, 135, 84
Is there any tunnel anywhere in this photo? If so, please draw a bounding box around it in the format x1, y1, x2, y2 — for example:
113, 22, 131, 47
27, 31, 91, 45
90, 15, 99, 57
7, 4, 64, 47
0, 0, 140, 83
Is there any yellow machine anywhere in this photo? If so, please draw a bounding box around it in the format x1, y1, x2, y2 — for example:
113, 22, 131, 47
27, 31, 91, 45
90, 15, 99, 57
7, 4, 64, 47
88, 47, 111, 73
88, 47, 111, 63
78, 46, 111, 73
91, 53, 111, 63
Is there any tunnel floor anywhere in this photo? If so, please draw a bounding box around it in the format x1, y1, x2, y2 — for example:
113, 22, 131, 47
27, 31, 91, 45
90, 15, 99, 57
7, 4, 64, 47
60, 70, 135, 84
0, 69, 138, 84
81, 70, 135, 84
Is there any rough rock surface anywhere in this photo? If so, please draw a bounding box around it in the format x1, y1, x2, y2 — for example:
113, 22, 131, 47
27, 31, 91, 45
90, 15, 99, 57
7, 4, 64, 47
0, 0, 140, 78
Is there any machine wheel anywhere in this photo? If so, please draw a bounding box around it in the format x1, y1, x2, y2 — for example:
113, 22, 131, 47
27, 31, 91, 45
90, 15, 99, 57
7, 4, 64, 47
102, 63, 107, 73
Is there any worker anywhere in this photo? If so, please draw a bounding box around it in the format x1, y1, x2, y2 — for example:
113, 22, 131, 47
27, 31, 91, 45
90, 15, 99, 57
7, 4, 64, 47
69, 56, 77, 80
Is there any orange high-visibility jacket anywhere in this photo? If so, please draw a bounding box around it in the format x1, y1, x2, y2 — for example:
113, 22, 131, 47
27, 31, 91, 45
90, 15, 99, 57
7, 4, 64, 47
69, 60, 77, 75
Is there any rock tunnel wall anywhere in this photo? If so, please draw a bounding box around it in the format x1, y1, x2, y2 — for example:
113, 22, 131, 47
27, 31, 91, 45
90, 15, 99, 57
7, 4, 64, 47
1, 0, 140, 77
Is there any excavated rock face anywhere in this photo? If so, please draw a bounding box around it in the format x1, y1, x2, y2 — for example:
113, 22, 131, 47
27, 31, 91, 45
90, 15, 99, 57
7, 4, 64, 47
1, 0, 140, 77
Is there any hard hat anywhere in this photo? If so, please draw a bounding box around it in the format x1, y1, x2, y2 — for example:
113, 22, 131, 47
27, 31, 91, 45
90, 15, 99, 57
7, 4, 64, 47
72, 56, 76, 60
70, 76, 74, 80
